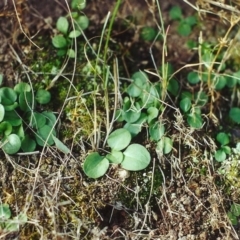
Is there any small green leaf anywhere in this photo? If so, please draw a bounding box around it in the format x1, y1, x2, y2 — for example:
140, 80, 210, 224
123, 102, 141, 123
147, 107, 159, 123
229, 108, 240, 124
35, 89, 51, 104
83, 152, 109, 178
107, 128, 131, 151
41, 111, 57, 128
52, 135, 70, 154
68, 30, 81, 38
19, 91, 35, 112
228, 211, 238, 225
14, 82, 31, 93
2, 134, 21, 154
71, 0, 86, 10
167, 79, 179, 96
52, 35, 67, 48
180, 98, 191, 112
140, 27, 157, 41
214, 149, 226, 162
0, 204, 11, 219
21, 135, 36, 152
67, 49, 76, 58
156, 137, 173, 154
0, 122, 12, 136
216, 132, 229, 146
76, 15, 89, 30
187, 72, 200, 84
169, 6, 182, 20
178, 22, 191, 36
106, 150, 123, 164
231, 203, 240, 217
187, 112, 203, 129
213, 75, 226, 90
56, 16, 69, 34
149, 122, 165, 141
5, 212, 27, 232
121, 144, 151, 171
30, 112, 46, 129
35, 125, 55, 146
0, 87, 17, 106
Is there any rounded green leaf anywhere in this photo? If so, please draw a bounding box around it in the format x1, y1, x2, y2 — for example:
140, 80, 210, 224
187, 112, 203, 129
83, 152, 109, 178
52, 35, 67, 48
106, 150, 123, 164
21, 135, 36, 152
187, 72, 200, 84
147, 107, 159, 123
107, 128, 131, 151
35, 125, 55, 146
76, 15, 89, 30
213, 75, 226, 90
229, 108, 240, 124
167, 79, 179, 96
56, 16, 69, 34
180, 98, 191, 113
178, 22, 191, 36
35, 89, 51, 104
169, 6, 182, 20
121, 144, 151, 171
67, 49, 76, 58
14, 82, 31, 93
216, 132, 229, 146
231, 203, 240, 217
0, 104, 4, 121
68, 30, 81, 38
140, 27, 157, 41
2, 134, 21, 154
0, 87, 17, 106
156, 137, 173, 154
214, 149, 226, 162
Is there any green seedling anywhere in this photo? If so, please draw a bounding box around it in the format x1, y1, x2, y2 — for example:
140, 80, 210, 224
0, 81, 70, 154
169, 6, 197, 36
52, 0, 89, 58
179, 90, 207, 129
140, 26, 158, 42
83, 128, 151, 178
214, 132, 231, 162
228, 203, 240, 225
0, 204, 27, 232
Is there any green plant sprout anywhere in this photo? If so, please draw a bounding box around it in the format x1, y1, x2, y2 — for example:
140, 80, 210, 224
227, 203, 240, 225
169, 6, 197, 36
52, 0, 89, 58
0, 204, 27, 233
214, 132, 231, 162
0, 81, 69, 154
83, 128, 151, 178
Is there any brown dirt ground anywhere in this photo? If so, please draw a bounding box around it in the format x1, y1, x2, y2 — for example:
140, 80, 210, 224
0, 0, 240, 239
